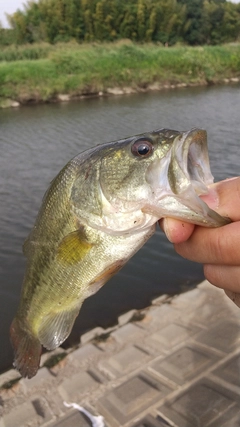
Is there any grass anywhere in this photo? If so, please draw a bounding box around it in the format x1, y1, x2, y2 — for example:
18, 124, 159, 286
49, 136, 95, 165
0, 41, 240, 105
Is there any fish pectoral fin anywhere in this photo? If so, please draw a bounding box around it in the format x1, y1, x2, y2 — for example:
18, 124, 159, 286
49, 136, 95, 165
38, 305, 81, 350
87, 259, 126, 296
57, 229, 93, 265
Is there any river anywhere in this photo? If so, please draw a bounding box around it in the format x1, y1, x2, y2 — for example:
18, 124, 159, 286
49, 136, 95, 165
1, 84, 240, 373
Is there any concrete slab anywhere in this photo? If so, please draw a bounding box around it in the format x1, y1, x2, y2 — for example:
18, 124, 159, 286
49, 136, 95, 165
131, 414, 171, 427
196, 319, 240, 352
149, 344, 220, 385
98, 373, 171, 426
0, 401, 37, 427
0, 370, 21, 388
81, 327, 105, 345
118, 310, 137, 326
99, 345, 150, 378
58, 371, 100, 401
209, 404, 240, 427
0, 396, 53, 427
70, 343, 102, 365
20, 367, 52, 392
139, 304, 180, 330
47, 409, 91, 427
158, 377, 240, 427
147, 321, 200, 350
111, 323, 145, 344
213, 351, 240, 387
2, 281, 240, 427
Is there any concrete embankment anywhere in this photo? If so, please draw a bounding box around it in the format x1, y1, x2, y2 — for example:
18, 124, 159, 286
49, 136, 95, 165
1, 280, 240, 427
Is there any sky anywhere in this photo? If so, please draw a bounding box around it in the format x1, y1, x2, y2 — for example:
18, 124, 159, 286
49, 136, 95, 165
0, 0, 26, 27
0, 0, 240, 28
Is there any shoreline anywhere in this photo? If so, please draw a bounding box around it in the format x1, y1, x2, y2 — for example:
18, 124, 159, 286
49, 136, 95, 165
1, 42, 240, 109
1, 76, 240, 109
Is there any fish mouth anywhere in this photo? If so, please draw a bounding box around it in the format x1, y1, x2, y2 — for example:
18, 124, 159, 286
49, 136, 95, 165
169, 128, 213, 196
146, 128, 231, 227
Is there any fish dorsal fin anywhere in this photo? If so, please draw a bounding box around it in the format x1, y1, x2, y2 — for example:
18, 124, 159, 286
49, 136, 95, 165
38, 305, 80, 350
57, 228, 93, 265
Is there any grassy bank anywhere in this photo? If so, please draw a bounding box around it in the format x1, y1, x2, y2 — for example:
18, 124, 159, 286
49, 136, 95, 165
0, 41, 240, 107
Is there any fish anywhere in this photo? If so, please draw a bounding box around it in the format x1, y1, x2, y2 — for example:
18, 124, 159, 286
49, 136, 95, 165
10, 128, 230, 378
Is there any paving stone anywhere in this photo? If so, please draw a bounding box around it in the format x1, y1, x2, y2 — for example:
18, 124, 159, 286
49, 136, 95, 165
149, 344, 219, 385
209, 404, 240, 427
87, 367, 107, 384
0, 370, 21, 388
58, 370, 100, 400
20, 367, 52, 391
118, 309, 137, 326
70, 343, 102, 364
158, 378, 240, 427
111, 323, 144, 344
0, 401, 37, 427
213, 352, 240, 387
2, 280, 240, 427
171, 282, 226, 314
198, 280, 220, 293
98, 373, 171, 426
184, 299, 227, 326
171, 287, 204, 309
0, 396, 53, 427
99, 345, 149, 378
40, 348, 66, 367
148, 322, 200, 350
47, 409, 91, 427
131, 414, 171, 427
139, 304, 180, 330
81, 327, 105, 344
31, 395, 53, 422
0, 378, 23, 402
151, 295, 169, 305
195, 319, 240, 352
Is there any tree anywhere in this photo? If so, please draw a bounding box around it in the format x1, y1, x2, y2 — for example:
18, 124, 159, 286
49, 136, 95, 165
178, 0, 208, 45
5, 0, 240, 45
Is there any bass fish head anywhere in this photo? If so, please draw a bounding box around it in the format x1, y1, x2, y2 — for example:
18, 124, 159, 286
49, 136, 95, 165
71, 128, 230, 233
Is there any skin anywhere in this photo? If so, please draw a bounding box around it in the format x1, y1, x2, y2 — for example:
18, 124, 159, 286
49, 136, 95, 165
160, 177, 240, 294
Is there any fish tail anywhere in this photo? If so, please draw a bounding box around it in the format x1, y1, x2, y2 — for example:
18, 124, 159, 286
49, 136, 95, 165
10, 317, 42, 379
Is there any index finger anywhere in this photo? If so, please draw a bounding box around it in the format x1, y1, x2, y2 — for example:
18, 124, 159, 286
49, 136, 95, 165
174, 177, 240, 264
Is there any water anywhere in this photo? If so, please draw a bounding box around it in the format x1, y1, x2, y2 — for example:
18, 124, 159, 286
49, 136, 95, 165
1, 84, 240, 373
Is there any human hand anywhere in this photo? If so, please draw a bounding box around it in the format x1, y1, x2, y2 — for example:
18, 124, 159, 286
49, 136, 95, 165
160, 177, 240, 307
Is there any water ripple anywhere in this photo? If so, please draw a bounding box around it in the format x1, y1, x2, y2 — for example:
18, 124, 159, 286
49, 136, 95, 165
0, 84, 239, 371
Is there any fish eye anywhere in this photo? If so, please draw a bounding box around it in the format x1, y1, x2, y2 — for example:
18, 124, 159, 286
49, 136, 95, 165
131, 139, 154, 157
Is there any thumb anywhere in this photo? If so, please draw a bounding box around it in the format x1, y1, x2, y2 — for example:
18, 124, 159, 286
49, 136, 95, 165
206, 177, 240, 221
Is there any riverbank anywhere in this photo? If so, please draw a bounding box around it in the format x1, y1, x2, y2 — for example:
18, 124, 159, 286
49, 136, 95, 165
1, 41, 240, 108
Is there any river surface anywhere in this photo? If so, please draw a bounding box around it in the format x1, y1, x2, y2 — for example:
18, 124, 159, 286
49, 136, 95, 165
1, 84, 240, 373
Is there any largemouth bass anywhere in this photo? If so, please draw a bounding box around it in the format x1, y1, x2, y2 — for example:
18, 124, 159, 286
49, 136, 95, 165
10, 128, 230, 378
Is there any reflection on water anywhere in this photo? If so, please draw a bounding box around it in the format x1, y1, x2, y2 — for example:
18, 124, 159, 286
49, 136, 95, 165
0, 84, 240, 372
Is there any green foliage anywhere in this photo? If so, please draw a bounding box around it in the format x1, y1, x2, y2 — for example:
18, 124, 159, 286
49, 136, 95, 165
2, 0, 240, 46
0, 28, 16, 46
0, 43, 52, 61
0, 42, 239, 103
